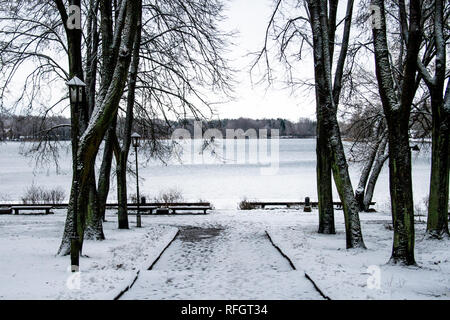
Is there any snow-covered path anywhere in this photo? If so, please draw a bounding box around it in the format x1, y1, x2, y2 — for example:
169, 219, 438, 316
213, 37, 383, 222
122, 221, 323, 300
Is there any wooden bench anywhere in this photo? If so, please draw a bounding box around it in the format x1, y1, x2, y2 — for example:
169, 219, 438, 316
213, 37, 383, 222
0, 207, 12, 215
11, 206, 53, 215
168, 206, 211, 215
127, 205, 158, 215
116, 203, 212, 215
246, 201, 376, 210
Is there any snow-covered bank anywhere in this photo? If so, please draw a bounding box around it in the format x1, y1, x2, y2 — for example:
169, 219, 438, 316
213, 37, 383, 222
1, 208, 448, 300
0, 210, 178, 300
267, 212, 450, 300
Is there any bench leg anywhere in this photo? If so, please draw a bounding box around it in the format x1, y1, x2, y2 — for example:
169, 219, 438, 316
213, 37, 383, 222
15, 209, 19, 215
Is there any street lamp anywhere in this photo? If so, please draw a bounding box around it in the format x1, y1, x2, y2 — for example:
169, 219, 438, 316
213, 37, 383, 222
67, 76, 86, 104
131, 132, 142, 228
66, 76, 86, 272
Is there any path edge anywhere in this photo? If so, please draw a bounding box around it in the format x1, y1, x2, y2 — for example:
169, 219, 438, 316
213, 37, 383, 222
113, 229, 180, 300
265, 230, 331, 301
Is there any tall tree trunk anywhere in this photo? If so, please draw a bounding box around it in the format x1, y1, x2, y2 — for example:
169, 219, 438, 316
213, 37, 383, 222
57, 0, 141, 255
55, 0, 85, 256
424, 0, 449, 238
386, 118, 415, 264
364, 142, 389, 211
328, 115, 365, 248
311, 0, 365, 248
427, 93, 450, 237
57, 179, 77, 255
116, 7, 142, 230
317, 124, 335, 234
355, 138, 382, 211
84, 170, 105, 240
116, 152, 129, 229
97, 126, 117, 222
309, 0, 335, 235
371, 0, 421, 265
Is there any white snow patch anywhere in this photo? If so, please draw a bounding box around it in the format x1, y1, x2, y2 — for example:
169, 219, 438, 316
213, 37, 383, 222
0, 210, 178, 300
267, 211, 450, 300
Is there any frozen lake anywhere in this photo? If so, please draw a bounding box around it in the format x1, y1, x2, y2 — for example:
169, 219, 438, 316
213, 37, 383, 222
0, 139, 432, 209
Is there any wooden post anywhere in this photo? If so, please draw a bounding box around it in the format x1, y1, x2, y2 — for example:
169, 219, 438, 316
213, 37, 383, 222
304, 197, 312, 212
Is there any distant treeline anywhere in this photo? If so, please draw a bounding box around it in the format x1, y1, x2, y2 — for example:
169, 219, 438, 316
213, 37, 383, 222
0, 114, 317, 141
0, 115, 71, 141
178, 118, 317, 138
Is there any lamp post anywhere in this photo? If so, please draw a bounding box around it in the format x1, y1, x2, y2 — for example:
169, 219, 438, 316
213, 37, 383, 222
131, 132, 142, 228
66, 76, 86, 272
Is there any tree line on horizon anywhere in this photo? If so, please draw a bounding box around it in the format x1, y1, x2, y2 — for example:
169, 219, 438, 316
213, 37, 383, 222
0, 114, 318, 141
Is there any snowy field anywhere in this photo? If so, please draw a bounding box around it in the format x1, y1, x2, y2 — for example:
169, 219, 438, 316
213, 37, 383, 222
0, 139, 432, 210
0, 209, 448, 300
0, 210, 178, 300
267, 212, 450, 300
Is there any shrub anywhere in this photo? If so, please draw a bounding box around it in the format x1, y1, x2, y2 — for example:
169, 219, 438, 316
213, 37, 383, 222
153, 188, 184, 204
0, 192, 11, 202
21, 184, 66, 204
238, 198, 255, 210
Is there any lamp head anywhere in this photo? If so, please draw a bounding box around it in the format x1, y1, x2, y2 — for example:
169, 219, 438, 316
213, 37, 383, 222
131, 132, 141, 148
66, 76, 86, 103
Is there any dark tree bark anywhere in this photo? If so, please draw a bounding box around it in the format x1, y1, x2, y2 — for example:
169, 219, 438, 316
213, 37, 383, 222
307, 0, 365, 248
58, 0, 142, 255
363, 139, 389, 212
55, 0, 87, 256
84, 171, 105, 240
371, 0, 422, 265
116, 5, 142, 230
116, 152, 129, 229
97, 124, 117, 223
317, 123, 335, 234
417, 0, 450, 238
355, 137, 382, 211
311, 1, 335, 235
426, 88, 449, 238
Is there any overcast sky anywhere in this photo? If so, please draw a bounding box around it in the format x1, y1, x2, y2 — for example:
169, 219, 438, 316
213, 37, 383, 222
216, 0, 316, 122
6, 0, 318, 122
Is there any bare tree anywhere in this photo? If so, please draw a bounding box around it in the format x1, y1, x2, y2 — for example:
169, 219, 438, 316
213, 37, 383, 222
94, 0, 233, 230
416, 0, 450, 238
370, 0, 422, 265
254, 0, 366, 248
0, 0, 232, 247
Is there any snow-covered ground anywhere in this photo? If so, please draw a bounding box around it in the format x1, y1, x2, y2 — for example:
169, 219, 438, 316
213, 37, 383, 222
0, 210, 178, 300
120, 209, 448, 300
267, 211, 450, 300
122, 220, 322, 300
0, 208, 448, 300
